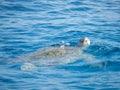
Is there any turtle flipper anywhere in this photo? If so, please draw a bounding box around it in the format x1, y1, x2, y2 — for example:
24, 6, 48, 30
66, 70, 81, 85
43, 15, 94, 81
20, 62, 37, 71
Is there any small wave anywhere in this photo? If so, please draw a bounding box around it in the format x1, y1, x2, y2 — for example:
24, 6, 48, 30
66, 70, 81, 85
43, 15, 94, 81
0, 4, 35, 12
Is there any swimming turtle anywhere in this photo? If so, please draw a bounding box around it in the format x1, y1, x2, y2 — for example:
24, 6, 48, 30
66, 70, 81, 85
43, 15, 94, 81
20, 37, 97, 71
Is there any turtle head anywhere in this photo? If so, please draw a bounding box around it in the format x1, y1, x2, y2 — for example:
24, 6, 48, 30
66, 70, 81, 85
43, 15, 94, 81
78, 37, 90, 48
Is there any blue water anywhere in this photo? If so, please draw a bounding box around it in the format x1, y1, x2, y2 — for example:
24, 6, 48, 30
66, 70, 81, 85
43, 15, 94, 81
0, 0, 120, 90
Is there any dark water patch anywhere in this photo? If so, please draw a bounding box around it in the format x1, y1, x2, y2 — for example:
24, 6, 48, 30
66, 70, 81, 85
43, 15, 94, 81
103, 47, 120, 56
1, 39, 27, 44
59, 60, 120, 73
5, 0, 33, 2
84, 23, 100, 27
99, 88, 119, 90
41, 25, 68, 30
17, 73, 38, 79
0, 76, 16, 84
70, 7, 92, 11
101, 23, 120, 27
64, 30, 85, 36
58, 64, 102, 73
0, 16, 8, 18
104, 61, 120, 72
88, 41, 120, 58
70, 1, 86, 6
0, 4, 36, 12
74, 86, 95, 90
47, 11, 63, 15
62, 7, 92, 13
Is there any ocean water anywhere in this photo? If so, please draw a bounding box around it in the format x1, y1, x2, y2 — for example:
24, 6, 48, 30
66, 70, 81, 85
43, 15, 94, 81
0, 0, 120, 90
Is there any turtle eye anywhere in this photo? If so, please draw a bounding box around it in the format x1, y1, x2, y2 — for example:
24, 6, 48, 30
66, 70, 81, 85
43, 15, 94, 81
85, 40, 88, 42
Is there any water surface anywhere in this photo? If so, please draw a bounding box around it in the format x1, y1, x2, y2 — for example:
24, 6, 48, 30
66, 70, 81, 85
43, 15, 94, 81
0, 0, 120, 90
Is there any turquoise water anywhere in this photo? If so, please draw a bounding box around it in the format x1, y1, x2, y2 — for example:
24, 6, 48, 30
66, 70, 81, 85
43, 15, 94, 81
0, 0, 120, 90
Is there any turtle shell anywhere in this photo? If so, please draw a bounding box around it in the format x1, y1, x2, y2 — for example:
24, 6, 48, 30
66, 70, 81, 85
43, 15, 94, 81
19, 46, 83, 66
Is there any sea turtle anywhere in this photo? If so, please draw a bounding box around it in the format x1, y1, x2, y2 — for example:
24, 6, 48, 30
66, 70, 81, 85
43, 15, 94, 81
20, 37, 97, 71
29, 37, 90, 58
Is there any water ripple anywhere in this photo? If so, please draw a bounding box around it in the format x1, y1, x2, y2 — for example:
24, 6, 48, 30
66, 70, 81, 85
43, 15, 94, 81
0, 0, 120, 90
